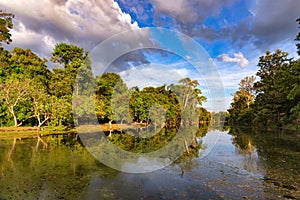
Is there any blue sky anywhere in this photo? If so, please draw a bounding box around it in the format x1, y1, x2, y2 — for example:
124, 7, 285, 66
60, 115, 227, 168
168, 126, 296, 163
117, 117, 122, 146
1, 0, 299, 111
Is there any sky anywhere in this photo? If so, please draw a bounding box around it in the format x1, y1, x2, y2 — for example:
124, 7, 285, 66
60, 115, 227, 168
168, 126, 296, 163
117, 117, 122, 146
1, 0, 299, 111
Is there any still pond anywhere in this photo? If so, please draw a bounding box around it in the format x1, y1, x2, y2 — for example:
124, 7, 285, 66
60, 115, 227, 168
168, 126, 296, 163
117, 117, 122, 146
0, 126, 299, 199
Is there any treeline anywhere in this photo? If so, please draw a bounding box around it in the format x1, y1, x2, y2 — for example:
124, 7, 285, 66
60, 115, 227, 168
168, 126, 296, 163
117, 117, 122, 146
0, 11, 211, 128
0, 44, 212, 128
211, 111, 229, 124
0, 44, 85, 127
228, 18, 300, 128
0, 11, 210, 127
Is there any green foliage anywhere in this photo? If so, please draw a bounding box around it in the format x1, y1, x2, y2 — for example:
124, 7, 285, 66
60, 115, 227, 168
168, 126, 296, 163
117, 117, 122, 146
0, 40, 210, 131
95, 73, 122, 122
211, 111, 229, 124
49, 97, 73, 127
10, 48, 50, 84
51, 43, 87, 68
229, 20, 300, 127
254, 50, 296, 125
111, 80, 131, 124
0, 10, 14, 45
295, 17, 300, 56
50, 43, 89, 98
228, 50, 300, 127
0, 79, 32, 127
199, 107, 211, 123
0, 43, 90, 128
95, 74, 209, 128
228, 76, 256, 124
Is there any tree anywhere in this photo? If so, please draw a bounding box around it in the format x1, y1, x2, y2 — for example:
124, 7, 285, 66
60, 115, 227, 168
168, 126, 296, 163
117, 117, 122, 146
50, 43, 88, 97
164, 79, 200, 127
9, 48, 50, 86
295, 17, 300, 56
199, 107, 211, 124
286, 60, 300, 124
0, 47, 50, 85
95, 73, 122, 126
29, 84, 53, 127
239, 76, 256, 109
50, 97, 72, 127
0, 10, 14, 45
0, 48, 12, 80
229, 50, 299, 126
254, 50, 293, 124
0, 79, 32, 127
178, 78, 206, 109
228, 76, 256, 124
211, 111, 229, 124
49, 68, 73, 98
51, 43, 87, 68
255, 50, 291, 94
111, 80, 131, 125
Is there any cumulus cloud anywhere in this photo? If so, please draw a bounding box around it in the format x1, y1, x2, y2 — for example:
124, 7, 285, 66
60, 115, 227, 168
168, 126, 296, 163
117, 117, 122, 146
107, 50, 151, 72
117, 0, 154, 25
151, 0, 237, 41
248, 0, 300, 51
152, 0, 236, 24
221, 0, 300, 53
116, 0, 237, 41
149, 0, 300, 53
218, 52, 249, 67
0, 0, 152, 70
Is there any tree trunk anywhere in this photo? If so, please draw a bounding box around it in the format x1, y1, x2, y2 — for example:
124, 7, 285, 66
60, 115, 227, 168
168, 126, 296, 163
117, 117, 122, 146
183, 93, 190, 110
184, 140, 190, 155
38, 116, 50, 127
109, 120, 112, 130
13, 115, 18, 127
37, 115, 41, 127
9, 107, 18, 127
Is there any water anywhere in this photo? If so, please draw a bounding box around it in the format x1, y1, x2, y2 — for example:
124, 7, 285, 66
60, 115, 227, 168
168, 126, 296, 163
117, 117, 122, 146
0, 127, 299, 199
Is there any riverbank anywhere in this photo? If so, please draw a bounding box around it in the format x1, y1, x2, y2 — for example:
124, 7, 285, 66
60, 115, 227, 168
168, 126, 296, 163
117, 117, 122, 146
0, 126, 74, 140
0, 123, 147, 140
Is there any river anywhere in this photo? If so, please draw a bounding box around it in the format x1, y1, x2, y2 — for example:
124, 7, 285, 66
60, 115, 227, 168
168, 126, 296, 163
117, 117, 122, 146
0, 126, 299, 199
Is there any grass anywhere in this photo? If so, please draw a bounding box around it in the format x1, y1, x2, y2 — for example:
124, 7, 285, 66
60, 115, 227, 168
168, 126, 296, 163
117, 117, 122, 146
99, 123, 146, 131
0, 123, 146, 140
0, 126, 74, 140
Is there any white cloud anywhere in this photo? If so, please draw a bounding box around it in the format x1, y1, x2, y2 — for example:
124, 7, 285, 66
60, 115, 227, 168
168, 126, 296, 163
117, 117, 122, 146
198, 58, 259, 112
119, 63, 189, 89
0, 0, 140, 61
218, 52, 249, 68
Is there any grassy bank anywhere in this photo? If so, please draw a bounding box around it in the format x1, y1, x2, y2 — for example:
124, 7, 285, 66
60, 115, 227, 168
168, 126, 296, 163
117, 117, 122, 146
0, 126, 74, 140
0, 123, 146, 140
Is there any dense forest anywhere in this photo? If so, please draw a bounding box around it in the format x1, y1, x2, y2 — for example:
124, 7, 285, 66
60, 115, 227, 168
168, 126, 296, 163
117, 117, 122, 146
228, 18, 300, 129
0, 10, 210, 129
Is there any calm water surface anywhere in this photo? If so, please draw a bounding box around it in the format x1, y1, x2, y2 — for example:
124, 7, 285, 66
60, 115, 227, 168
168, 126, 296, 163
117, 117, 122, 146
0, 127, 299, 199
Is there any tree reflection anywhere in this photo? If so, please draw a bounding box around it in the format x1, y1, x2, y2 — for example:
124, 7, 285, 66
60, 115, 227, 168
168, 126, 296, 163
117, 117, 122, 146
229, 126, 300, 199
0, 134, 119, 199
